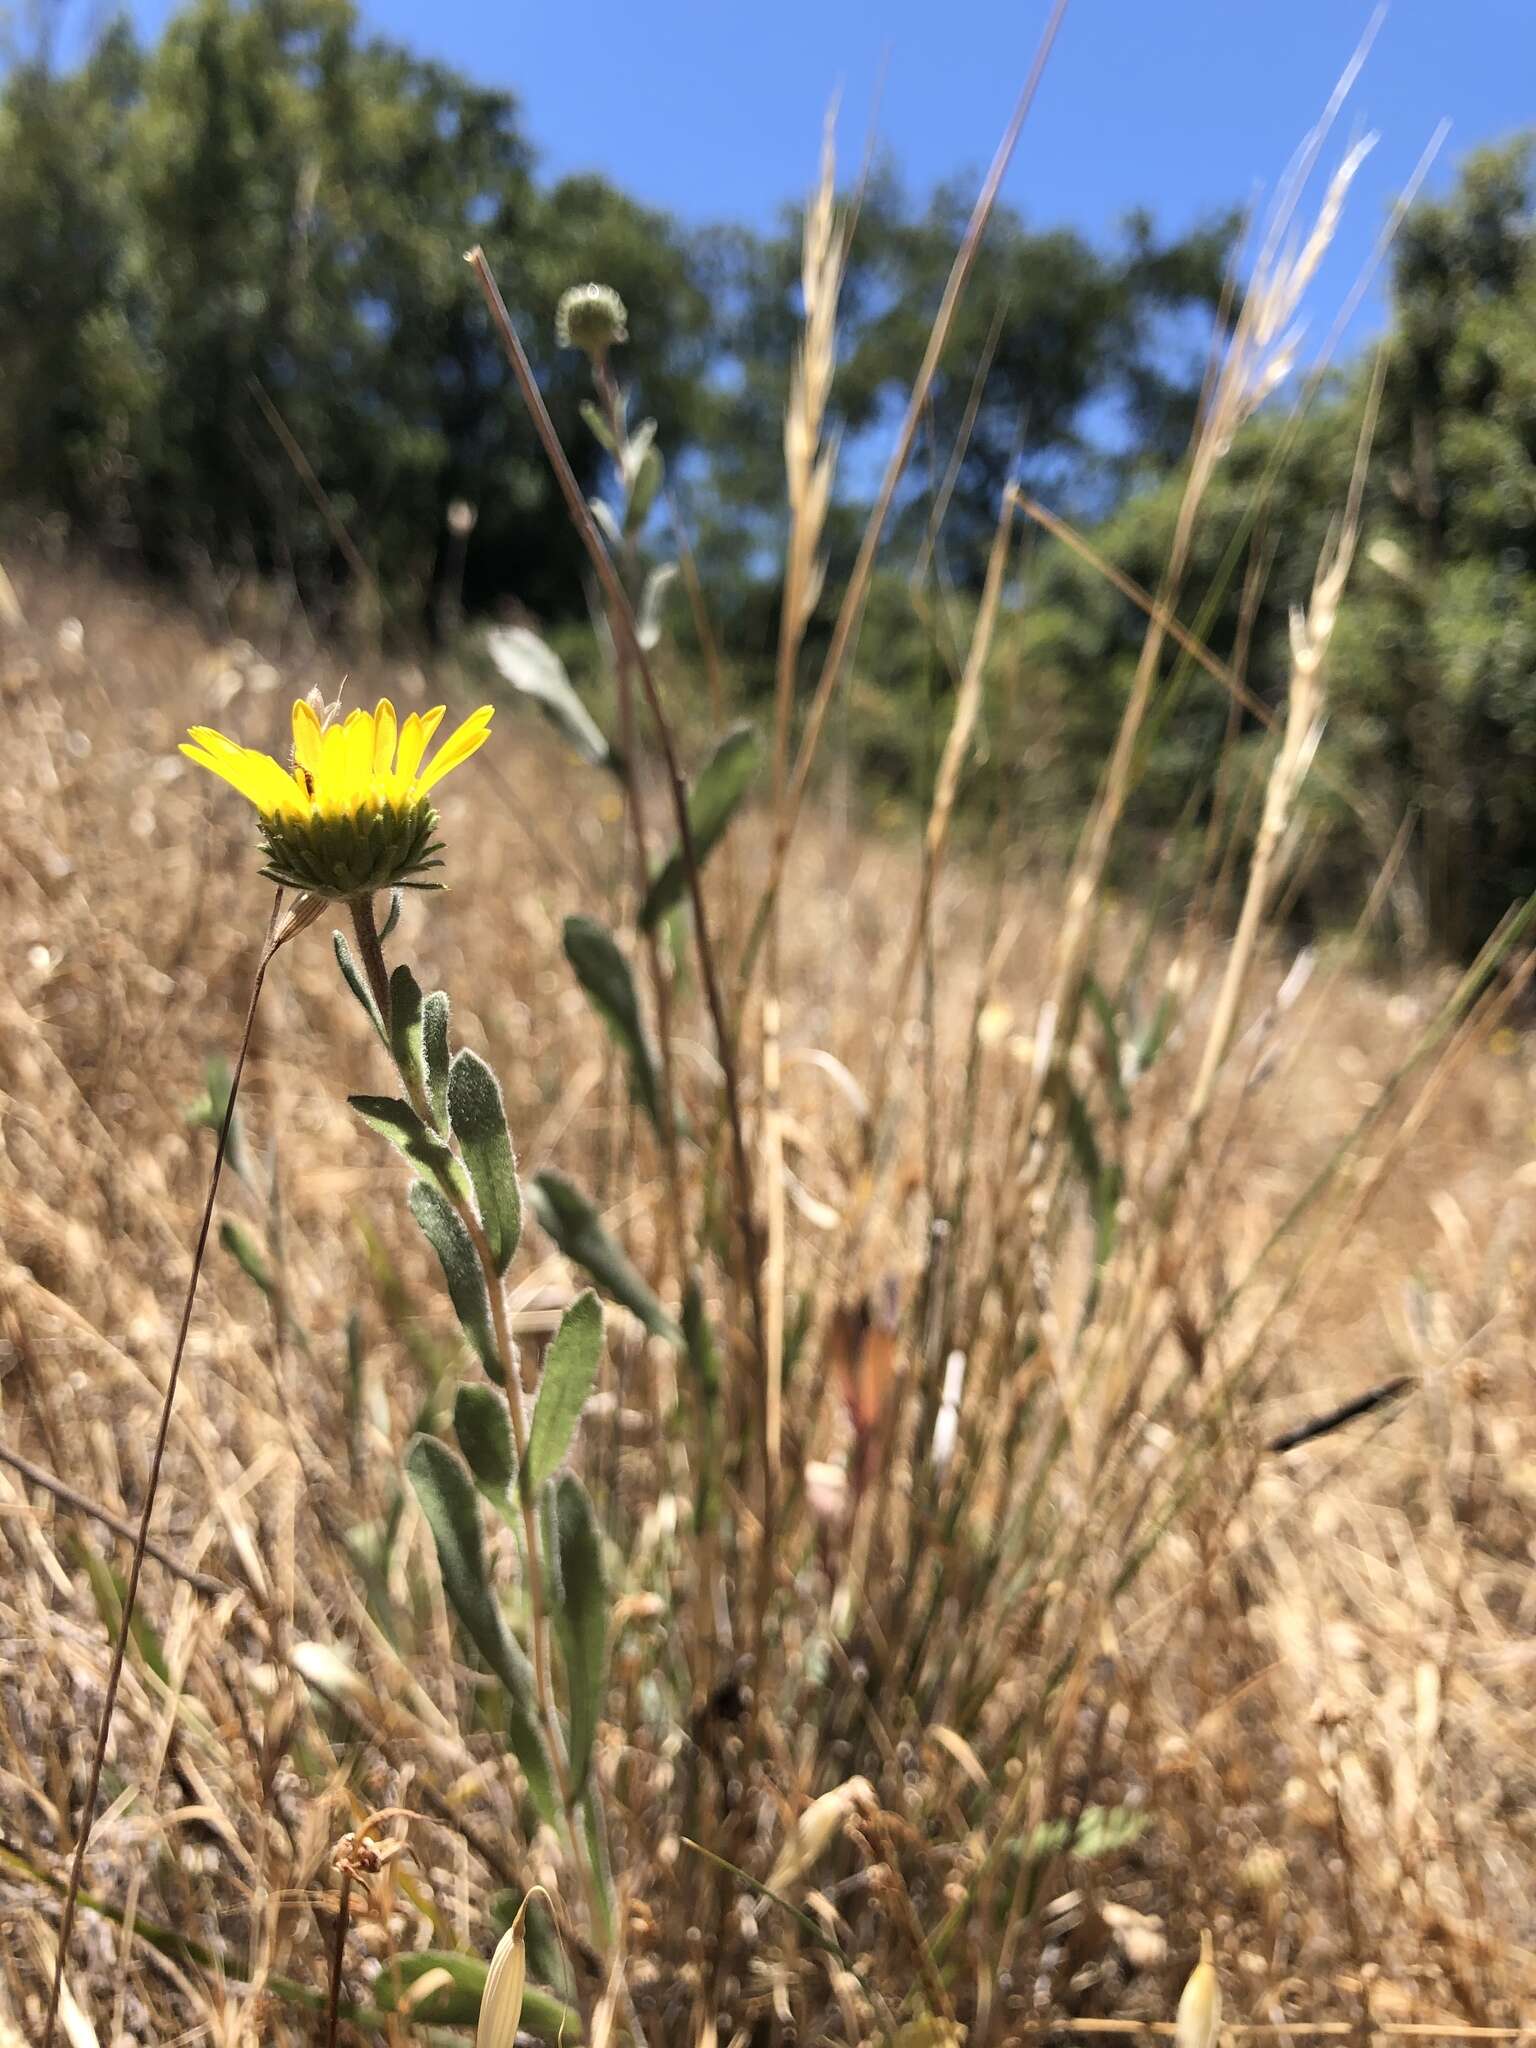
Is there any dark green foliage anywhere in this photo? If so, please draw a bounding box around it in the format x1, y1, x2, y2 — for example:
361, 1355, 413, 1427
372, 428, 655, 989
0, 1, 1231, 639
638, 719, 761, 932
454, 1380, 516, 1499
446, 1048, 522, 1272
527, 1290, 603, 1491
0, 0, 713, 629
562, 915, 665, 1131
550, 1473, 606, 1785
406, 1178, 501, 1381
422, 991, 451, 1132
526, 1170, 682, 1347
403, 1434, 556, 1817
1017, 137, 1536, 956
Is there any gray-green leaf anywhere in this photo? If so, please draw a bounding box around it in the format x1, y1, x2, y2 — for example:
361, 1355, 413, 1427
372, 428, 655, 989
527, 1291, 602, 1491
407, 1179, 501, 1381
527, 1171, 681, 1347
423, 990, 451, 1131
640, 720, 761, 932
562, 916, 665, 1133
485, 623, 616, 774
403, 1436, 556, 1819
351, 1094, 467, 1204
551, 1474, 606, 1785
334, 930, 387, 1045
447, 1049, 521, 1272
454, 1380, 516, 1498
389, 964, 427, 1107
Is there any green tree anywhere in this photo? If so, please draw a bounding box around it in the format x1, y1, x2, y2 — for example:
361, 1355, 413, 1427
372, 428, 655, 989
1024, 138, 1536, 958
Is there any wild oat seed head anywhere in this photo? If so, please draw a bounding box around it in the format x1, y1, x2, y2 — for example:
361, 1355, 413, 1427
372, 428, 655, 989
555, 281, 629, 359
181, 697, 494, 898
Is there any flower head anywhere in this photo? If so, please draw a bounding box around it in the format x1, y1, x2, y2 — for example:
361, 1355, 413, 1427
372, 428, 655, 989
555, 282, 628, 360
181, 697, 494, 899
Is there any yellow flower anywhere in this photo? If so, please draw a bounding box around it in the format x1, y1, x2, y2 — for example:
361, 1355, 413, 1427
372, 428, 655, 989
181, 697, 493, 898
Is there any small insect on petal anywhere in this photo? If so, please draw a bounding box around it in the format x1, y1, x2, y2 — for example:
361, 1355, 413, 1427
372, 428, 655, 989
1175, 1929, 1222, 2048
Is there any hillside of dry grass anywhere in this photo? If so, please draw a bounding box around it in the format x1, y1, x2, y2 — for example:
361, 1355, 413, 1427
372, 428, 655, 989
2, 557, 1535, 2045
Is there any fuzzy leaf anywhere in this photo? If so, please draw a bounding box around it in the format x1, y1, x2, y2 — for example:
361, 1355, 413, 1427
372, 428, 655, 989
351, 1095, 467, 1203
527, 1170, 682, 1347
423, 990, 451, 1131
334, 930, 387, 1045
404, 1436, 556, 1819
454, 1380, 516, 1498
447, 1049, 521, 1272
389, 963, 427, 1106
579, 397, 617, 455
562, 916, 664, 1132
551, 1473, 606, 1785
640, 720, 761, 932
527, 1291, 602, 1491
407, 1179, 501, 1381
485, 623, 616, 774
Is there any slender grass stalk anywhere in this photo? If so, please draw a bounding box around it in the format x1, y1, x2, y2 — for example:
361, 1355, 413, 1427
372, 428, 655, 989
466, 244, 775, 1637
42, 886, 320, 2048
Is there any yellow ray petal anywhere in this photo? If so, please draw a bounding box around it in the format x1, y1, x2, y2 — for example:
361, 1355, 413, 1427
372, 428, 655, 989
396, 705, 446, 785
318, 720, 350, 811
372, 698, 398, 778
413, 706, 495, 798
182, 742, 303, 816
292, 699, 323, 774
342, 708, 374, 803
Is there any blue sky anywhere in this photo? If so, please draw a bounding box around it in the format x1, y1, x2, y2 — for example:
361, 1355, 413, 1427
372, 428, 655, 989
67, 0, 1536, 357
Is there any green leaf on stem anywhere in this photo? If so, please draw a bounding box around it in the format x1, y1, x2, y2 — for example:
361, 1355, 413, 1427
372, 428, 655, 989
423, 990, 451, 1131
550, 1473, 606, 1786
639, 719, 761, 932
373, 1949, 578, 2040
562, 915, 666, 1134
404, 1435, 556, 1820
447, 1049, 522, 1272
454, 1379, 516, 1499
407, 1179, 501, 1381
389, 963, 427, 1106
334, 930, 387, 1045
351, 1095, 469, 1204
526, 1170, 682, 1347
527, 1290, 603, 1490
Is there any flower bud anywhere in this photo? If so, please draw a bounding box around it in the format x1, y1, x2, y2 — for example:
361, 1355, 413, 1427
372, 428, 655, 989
555, 282, 629, 361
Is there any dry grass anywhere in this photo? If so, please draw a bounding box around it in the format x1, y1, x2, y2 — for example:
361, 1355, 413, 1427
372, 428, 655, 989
5, 47, 1536, 2042
1, 549, 1534, 2043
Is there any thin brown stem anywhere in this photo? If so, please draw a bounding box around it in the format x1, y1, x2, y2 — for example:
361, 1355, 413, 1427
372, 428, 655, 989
0, 1444, 225, 1597
325, 1869, 353, 2048
466, 247, 773, 1613
44, 890, 294, 2048
347, 893, 606, 1949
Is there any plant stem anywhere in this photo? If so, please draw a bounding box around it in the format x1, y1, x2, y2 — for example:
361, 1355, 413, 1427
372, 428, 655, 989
467, 246, 774, 1643
43, 889, 300, 2048
325, 1869, 353, 2048
0, 1444, 226, 1596
348, 893, 608, 1952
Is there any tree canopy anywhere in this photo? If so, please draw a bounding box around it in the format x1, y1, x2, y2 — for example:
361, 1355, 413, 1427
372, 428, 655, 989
0, 0, 1234, 632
